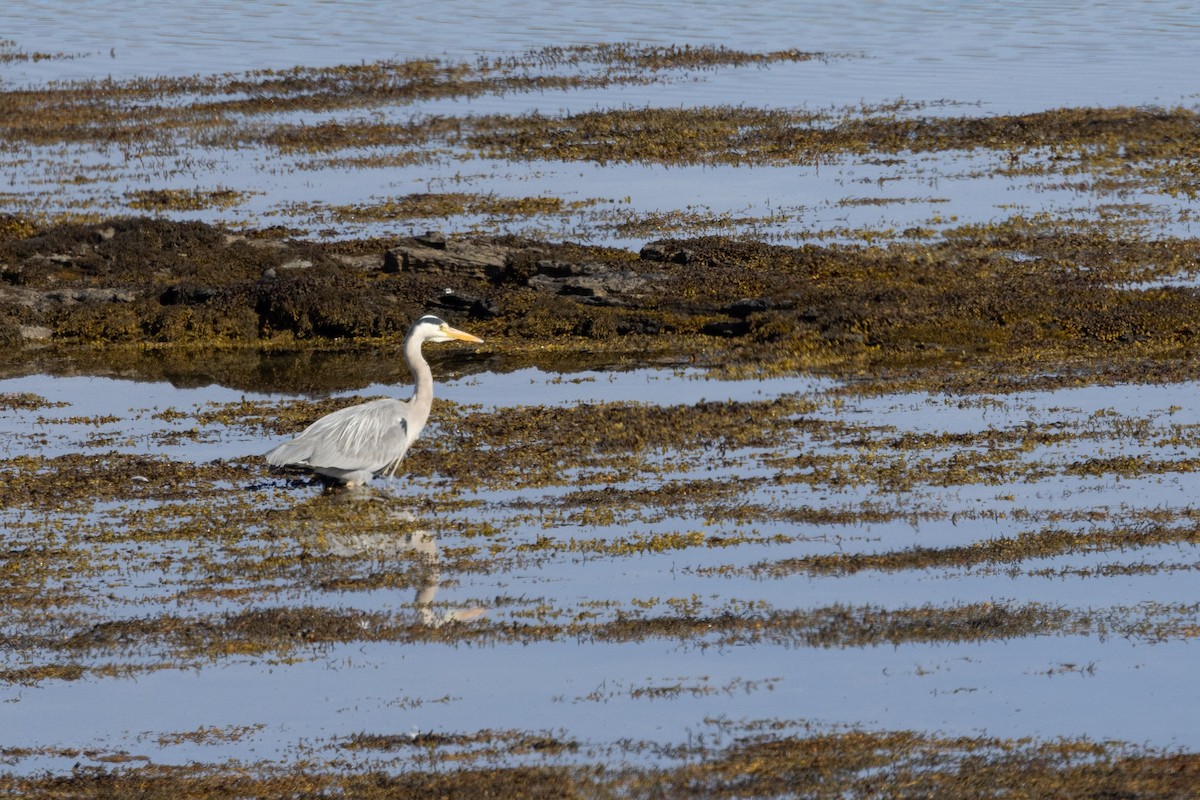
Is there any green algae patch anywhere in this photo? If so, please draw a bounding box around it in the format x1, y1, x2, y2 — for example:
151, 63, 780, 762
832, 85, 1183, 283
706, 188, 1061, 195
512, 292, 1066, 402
3, 728, 1200, 798
0, 452, 248, 510
46, 598, 1106, 661
0, 391, 67, 411
0, 43, 822, 159
0, 39, 78, 65
0, 662, 86, 685
285, 192, 604, 225
126, 188, 251, 213
342, 728, 580, 757
757, 522, 1200, 577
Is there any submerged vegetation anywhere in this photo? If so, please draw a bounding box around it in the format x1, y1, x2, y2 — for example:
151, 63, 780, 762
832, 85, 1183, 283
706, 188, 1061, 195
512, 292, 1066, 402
2, 42, 1199, 238
4, 39, 1200, 796
7, 377, 1200, 790
5, 728, 1200, 798
5, 387, 1200, 666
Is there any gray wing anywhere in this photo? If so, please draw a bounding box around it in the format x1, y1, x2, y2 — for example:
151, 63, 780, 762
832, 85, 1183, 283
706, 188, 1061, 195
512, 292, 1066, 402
266, 397, 411, 473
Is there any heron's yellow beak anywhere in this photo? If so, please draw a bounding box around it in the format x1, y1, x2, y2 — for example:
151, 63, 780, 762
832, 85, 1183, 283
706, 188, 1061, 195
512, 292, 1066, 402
442, 324, 484, 344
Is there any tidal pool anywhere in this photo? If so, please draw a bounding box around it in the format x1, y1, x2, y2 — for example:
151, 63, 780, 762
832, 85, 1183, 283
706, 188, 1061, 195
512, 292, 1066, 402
3, 365, 1199, 776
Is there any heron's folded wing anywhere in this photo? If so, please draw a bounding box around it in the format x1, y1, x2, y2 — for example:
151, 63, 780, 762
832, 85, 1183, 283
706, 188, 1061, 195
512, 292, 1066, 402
267, 398, 410, 471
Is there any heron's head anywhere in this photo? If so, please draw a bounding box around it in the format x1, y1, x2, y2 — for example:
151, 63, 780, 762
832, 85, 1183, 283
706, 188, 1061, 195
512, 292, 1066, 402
409, 315, 484, 345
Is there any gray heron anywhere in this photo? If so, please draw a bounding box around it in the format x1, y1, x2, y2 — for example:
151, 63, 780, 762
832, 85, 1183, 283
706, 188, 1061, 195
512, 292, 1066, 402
265, 315, 483, 486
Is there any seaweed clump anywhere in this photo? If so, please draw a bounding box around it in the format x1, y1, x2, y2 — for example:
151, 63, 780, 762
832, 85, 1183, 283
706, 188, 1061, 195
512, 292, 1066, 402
4, 215, 1200, 393
2, 730, 1199, 798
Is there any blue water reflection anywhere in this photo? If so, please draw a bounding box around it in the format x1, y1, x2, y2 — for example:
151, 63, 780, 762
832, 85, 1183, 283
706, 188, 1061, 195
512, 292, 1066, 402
4, 369, 1200, 771
5, 0, 1199, 111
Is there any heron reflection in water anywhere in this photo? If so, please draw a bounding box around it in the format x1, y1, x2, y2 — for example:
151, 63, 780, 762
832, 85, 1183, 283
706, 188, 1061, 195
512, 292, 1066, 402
315, 497, 484, 627
266, 315, 483, 487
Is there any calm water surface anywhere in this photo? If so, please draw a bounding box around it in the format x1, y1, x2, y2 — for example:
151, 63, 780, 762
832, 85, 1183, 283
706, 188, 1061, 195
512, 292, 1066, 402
5, 0, 1200, 111
3, 0, 1200, 777
5, 1, 1200, 247
3, 370, 1200, 770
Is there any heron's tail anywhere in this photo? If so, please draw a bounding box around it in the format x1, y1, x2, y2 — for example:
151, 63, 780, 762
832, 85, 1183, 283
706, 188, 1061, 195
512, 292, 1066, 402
265, 439, 311, 468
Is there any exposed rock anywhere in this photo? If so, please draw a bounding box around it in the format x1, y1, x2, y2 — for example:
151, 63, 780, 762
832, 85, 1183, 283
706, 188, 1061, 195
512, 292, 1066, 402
160, 285, 218, 306
19, 325, 53, 340
525, 261, 654, 306
47, 287, 139, 304
726, 298, 774, 318
414, 230, 447, 250
0, 285, 46, 310
384, 239, 511, 280
701, 320, 750, 337
431, 288, 500, 320
241, 237, 289, 251
329, 254, 381, 272
31, 253, 80, 267
639, 240, 694, 264
531, 259, 585, 278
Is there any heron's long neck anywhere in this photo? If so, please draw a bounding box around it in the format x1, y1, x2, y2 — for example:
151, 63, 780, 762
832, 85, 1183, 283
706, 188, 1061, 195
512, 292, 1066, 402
406, 334, 434, 422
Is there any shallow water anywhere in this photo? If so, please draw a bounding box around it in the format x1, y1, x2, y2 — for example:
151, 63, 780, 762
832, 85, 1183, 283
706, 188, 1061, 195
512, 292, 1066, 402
4, 0, 1200, 784
3, 367, 1200, 772
4, 2, 1200, 249
6, 0, 1200, 113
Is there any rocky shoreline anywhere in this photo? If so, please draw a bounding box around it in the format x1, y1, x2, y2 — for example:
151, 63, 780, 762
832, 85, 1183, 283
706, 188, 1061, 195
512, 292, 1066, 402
3, 215, 1200, 394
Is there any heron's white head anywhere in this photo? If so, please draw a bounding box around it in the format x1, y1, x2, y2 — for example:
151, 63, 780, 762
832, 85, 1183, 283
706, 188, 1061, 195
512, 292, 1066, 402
408, 315, 484, 345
